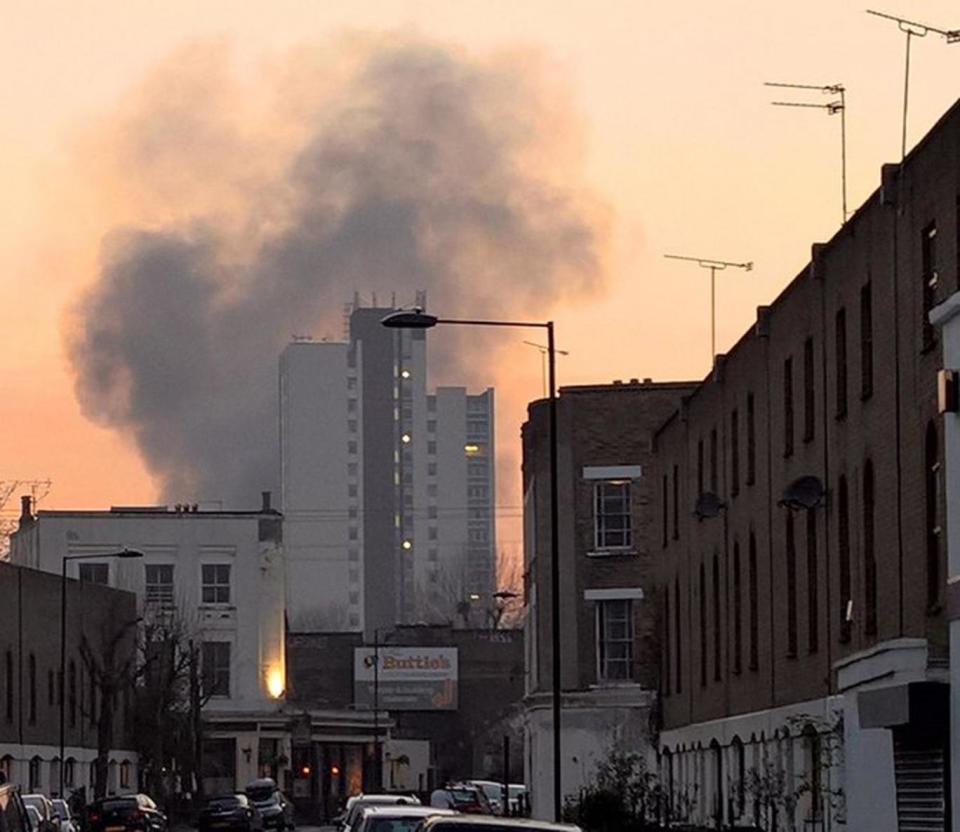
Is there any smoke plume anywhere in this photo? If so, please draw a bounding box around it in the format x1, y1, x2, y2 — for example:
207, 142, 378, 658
67, 35, 608, 507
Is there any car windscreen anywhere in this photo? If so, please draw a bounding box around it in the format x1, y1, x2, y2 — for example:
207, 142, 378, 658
446, 791, 479, 806
98, 799, 138, 813
367, 819, 428, 832
206, 797, 244, 811
431, 825, 558, 832
246, 789, 277, 806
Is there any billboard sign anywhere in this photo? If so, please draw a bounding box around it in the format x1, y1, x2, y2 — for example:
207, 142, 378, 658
354, 646, 458, 711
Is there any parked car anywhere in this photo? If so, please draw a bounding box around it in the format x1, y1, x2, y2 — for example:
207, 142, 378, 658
340, 796, 421, 832
354, 805, 455, 832
427, 787, 490, 816
0, 785, 31, 832
416, 817, 580, 832
198, 795, 263, 832
23, 808, 42, 832
21, 797, 58, 832
51, 801, 76, 832
85, 795, 166, 832
464, 785, 527, 817
243, 781, 293, 832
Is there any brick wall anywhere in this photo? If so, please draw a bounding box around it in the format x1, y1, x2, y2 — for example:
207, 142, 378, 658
655, 99, 960, 733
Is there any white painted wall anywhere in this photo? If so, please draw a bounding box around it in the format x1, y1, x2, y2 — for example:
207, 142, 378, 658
10, 510, 286, 714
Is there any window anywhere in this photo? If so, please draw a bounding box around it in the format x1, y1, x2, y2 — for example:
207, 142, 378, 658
786, 513, 797, 657
596, 599, 634, 682
838, 476, 852, 644
672, 465, 679, 541
712, 553, 721, 682
347, 462, 358, 476
661, 475, 669, 548
674, 578, 682, 694
348, 484, 358, 498
749, 532, 759, 670
28, 757, 40, 792
709, 428, 718, 492
64, 758, 75, 788
78, 563, 108, 585
5, 650, 13, 722
0, 755, 11, 785
835, 308, 848, 418
699, 562, 707, 687
69, 661, 77, 728
348, 440, 358, 455
89, 671, 97, 725
803, 337, 815, 442
860, 281, 873, 399
428, 441, 437, 455
926, 421, 941, 611
864, 460, 877, 635
746, 393, 756, 486
783, 357, 794, 457
428, 462, 437, 476
697, 439, 704, 494
732, 542, 742, 674
202, 642, 231, 698
348, 419, 357, 434
47, 669, 54, 707
145, 565, 175, 608
807, 512, 818, 653
28, 653, 36, 725
428, 505, 438, 520
922, 222, 938, 350
730, 409, 740, 497
594, 481, 632, 550
428, 527, 438, 541
201, 564, 231, 605
120, 761, 131, 790
347, 398, 357, 413
663, 589, 671, 696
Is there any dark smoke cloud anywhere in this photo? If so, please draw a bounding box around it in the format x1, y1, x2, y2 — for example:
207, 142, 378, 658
67, 36, 607, 507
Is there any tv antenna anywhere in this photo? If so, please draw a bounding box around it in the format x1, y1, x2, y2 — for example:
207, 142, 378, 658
663, 255, 753, 364
523, 341, 570, 397
766, 81, 848, 223
866, 10, 960, 159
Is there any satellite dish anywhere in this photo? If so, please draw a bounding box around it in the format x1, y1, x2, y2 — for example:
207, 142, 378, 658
694, 492, 727, 521
779, 475, 826, 511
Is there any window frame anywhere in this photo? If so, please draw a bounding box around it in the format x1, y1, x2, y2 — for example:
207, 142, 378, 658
201, 564, 232, 606
595, 599, 635, 683
593, 479, 633, 552
145, 564, 176, 609
201, 641, 232, 699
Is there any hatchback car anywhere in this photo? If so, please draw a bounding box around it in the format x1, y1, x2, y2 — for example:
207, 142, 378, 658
354, 805, 454, 832
50, 800, 75, 832
199, 795, 262, 832
85, 795, 166, 832
417, 817, 581, 832
21, 797, 57, 832
243, 781, 292, 832
341, 796, 421, 832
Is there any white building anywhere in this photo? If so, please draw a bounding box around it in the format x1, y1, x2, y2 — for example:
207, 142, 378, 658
280, 301, 496, 635
9, 496, 289, 792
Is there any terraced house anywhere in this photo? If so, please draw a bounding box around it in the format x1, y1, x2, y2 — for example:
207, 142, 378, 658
652, 98, 960, 830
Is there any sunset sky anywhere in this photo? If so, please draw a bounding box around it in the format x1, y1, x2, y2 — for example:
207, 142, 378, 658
3, 0, 960, 558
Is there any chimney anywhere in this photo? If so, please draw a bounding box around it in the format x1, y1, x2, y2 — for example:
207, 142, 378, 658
261, 491, 272, 513
18, 495, 34, 530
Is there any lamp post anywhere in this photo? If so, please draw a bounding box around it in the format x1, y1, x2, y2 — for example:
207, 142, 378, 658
381, 309, 562, 821
59, 549, 144, 797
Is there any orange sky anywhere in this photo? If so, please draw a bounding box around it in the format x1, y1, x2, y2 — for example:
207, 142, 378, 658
3, 0, 960, 555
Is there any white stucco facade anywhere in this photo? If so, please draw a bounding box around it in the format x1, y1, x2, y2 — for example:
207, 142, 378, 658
9, 504, 288, 790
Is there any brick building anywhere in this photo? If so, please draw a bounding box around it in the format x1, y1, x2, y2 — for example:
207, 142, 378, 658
652, 100, 960, 829
0, 559, 138, 796
521, 380, 696, 818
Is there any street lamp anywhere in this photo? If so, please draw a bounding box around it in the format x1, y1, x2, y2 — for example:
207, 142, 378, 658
381, 308, 563, 821
60, 549, 144, 796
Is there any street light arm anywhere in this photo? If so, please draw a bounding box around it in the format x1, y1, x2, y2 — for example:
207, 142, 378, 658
435, 317, 550, 329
